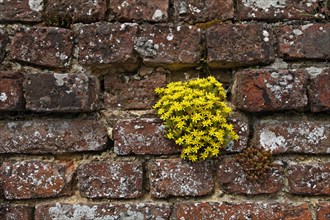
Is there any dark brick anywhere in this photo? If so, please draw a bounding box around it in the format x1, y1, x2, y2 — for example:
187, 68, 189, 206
35, 203, 171, 220
77, 161, 143, 199
76, 22, 138, 68
44, 0, 106, 23
287, 163, 330, 195
206, 24, 274, 68
316, 203, 330, 220
24, 72, 99, 112
225, 112, 250, 152
237, 0, 328, 21
9, 27, 73, 68
0, 205, 33, 220
135, 24, 201, 69
173, 202, 312, 220
110, 0, 168, 22
0, 0, 43, 22
0, 71, 25, 111
0, 161, 74, 199
278, 24, 330, 60
148, 159, 213, 198
0, 29, 9, 63
217, 157, 283, 195
0, 119, 108, 154
104, 67, 166, 110
308, 68, 330, 112
232, 69, 308, 112
173, 0, 234, 23
253, 118, 330, 154
113, 118, 180, 155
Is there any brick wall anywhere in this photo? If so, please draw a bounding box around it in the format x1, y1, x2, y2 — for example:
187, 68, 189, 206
0, 0, 329, 219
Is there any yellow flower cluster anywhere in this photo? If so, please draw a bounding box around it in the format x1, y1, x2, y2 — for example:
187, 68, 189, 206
153, 76, 238, 162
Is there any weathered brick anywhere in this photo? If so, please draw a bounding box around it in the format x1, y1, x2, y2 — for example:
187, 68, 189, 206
316, 203, 330, 220
0, 204, 33, 220
0, 161, 74, 199
0, 71, 25, 111
287, 163, 330, 195
253, 118, 330, 154
225, 112, 250, 152
9, 27, 73, 68
77, 161, 143, 199
278, 24, 330, 60
0, 29, 9, 63
218, 157, 282, 195
148, 159, 213, 198
308, 68, 330, 112
173, 202, 312, 220
113, 118, 180, 155
24, 72, 99, 112
173, 0, 234, 23
135, 24, 201, 69
76, 22, 138, 67
0, 0, 43, 22
206, 24, 274, 68
232, 69, 308, 112
237, 0, 328, 21
110, 0, 168, 22
35, 203, 171, 220
104, 67, 166, 110
0, 119, 108, 154
44, 0, 106, 23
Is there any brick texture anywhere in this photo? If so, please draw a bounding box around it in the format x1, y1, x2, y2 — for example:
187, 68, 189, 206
0, 205, 33, 220
308, 68, 330, 112
110, 0, 168, 22
0, 71, 25, 111
0, 119, 108, 154
217, 157, 283, 195
253, 118, 330, 154
0, 0, 43, 22
278, 23, 330, 60
225, 112, 250, 152
316, 203, 330, 220
287, 163, 330, 195
77, 161, 143, 199
24, 72, 99, 112
0, 29, 9, 63
35, 203, 171, 220
9, 27, 73, 68
0, 161, 74, 199
148, 159, 214, 198
206, 24, 274, 68
232, 69, 308, 112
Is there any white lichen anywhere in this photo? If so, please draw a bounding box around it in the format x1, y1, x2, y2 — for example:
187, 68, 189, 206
259, 129, 286, 152
152, 9, 165, 21
54, 73, 69, 86
0, 92, 8, 102
28, 0, 44, 12
243, 0, 286, 9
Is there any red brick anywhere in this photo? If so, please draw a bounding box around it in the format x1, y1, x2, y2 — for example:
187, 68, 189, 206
148, 159, 213, 198
278, 24, 330, 60
206, 24, 274, 68
237, 0, 328, 21
0, 29, 9, 63
218, 157, 283, 194
77, 161, 143, 199
0, 0, 43, 22
135, 24, 201, 69
232, 69, 308, 112
0, 204, 33, 220
9, 27, 73, 68
287, 163, 330, 195
173, 202, 312, 220
104, 67, 166, 110
113, 118, 180, 155
0, 119, 108, 154
316, 203, 330, 220
76, 22, 138, 67
35, 202, 171, 220
0, 161, 74, 199
110, 0, 168, 22
253, 118, 330, 154
44, 0, 107, 23
24, 72, 99, 112
173, 0, 234, 23
0, 71, 25, 111
225, 112, 250, 152
308, 68, 330, 112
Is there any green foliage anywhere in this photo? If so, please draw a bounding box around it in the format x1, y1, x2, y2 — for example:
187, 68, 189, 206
42, 9, 73, 28
153, 76, 238, 162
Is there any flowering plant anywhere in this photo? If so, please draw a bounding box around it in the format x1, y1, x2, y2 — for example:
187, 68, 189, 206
153, 76, 238, 162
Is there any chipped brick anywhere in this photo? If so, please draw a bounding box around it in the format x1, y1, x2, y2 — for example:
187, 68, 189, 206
308, 68, 330, 112
0, 0, 43, 22
0, 71, 25, 111
0, 204, 33, 220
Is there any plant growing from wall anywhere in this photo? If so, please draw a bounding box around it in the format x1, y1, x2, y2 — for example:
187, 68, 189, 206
153, 76, 238, 162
